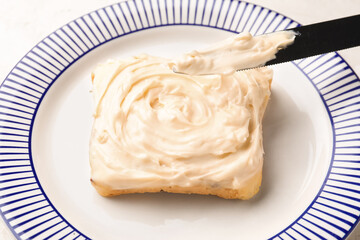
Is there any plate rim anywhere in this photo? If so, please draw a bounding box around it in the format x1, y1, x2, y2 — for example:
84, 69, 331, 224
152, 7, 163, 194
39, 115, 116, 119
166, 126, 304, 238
0, 0, 359, 239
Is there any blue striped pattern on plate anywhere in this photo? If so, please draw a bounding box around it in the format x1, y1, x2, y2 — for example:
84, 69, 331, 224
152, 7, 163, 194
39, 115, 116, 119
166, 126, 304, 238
0, 0, 359, 239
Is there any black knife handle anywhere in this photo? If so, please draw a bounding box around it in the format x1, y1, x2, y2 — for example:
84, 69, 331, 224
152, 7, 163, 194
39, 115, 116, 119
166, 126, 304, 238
266, 14, 360, 65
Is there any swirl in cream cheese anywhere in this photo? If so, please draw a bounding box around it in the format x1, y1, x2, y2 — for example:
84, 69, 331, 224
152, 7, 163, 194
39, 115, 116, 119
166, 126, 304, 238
90, 55, 272, 190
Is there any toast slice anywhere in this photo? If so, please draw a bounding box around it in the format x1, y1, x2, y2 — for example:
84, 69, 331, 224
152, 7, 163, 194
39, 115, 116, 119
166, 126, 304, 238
89, 55, 272, 199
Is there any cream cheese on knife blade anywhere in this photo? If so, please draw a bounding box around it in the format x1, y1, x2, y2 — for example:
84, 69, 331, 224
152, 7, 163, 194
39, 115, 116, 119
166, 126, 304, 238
172, 31, 296, 75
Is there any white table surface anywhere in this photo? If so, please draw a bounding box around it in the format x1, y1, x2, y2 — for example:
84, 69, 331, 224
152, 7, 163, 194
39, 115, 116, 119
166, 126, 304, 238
0, 0, 359, 239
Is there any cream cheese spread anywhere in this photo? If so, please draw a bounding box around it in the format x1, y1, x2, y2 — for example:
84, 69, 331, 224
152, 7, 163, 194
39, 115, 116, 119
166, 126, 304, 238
90, 54, 272, 190
172, 31, 295, 75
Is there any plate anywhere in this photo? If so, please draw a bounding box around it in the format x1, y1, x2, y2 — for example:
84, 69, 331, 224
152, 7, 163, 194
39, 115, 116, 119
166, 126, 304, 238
0, 0, 360, 239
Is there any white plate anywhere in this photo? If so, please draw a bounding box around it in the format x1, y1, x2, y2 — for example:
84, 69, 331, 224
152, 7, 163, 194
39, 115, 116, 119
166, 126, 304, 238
1, 1, 360, 239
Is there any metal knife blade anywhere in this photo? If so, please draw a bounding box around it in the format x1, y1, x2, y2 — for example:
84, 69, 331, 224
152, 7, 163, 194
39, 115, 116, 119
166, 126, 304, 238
264, 14, 360, 67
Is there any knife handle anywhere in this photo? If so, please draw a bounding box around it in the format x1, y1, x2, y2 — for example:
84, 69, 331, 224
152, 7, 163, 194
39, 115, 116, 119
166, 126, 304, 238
266, 14, 360, 65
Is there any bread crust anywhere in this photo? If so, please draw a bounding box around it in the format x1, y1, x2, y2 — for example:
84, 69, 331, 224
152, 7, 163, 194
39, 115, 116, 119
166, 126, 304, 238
91, 169, 262, 200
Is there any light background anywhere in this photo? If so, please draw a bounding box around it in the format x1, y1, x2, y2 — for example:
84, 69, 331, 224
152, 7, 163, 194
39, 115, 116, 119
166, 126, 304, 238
0, 0, 359, 239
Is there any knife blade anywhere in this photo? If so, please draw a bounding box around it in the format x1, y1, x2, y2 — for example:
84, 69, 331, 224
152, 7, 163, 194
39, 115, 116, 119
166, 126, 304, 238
265, 14, 360, 67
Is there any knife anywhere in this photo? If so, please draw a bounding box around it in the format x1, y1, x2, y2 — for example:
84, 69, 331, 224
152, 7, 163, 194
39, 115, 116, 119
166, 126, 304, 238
265, 14, 360, 67
173, 14, 360, 74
